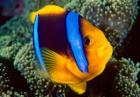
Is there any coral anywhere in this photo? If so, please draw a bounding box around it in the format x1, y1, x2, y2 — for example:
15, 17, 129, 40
65, 0, 139, 52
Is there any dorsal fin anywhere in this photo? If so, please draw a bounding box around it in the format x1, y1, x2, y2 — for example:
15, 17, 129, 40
30, 5, 66, 23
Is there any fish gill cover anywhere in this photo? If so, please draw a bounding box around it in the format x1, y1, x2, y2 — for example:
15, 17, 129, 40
0, 0, 140, 97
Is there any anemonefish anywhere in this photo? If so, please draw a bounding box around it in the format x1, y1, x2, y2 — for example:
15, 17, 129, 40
30, 5, 113, 94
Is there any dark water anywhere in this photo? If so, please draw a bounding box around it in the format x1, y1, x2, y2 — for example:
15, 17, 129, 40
122, 11, 140, 62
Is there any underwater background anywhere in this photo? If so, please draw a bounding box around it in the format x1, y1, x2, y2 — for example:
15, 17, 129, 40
0, 0, 140, 97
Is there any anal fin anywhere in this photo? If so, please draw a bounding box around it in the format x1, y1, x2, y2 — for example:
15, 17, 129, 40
68, 82, 87, 94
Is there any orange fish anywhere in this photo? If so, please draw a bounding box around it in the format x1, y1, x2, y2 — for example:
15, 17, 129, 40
30, 5, 113, 94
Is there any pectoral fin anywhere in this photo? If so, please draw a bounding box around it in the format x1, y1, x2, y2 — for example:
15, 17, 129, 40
42, 48, 81, 84
68, 82, 87, 94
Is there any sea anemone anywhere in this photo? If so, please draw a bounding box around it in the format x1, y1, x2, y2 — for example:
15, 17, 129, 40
0, 15, 32, 44
0, 43, 22, 60
0, 58, 28, 96
111, 58, 140, 97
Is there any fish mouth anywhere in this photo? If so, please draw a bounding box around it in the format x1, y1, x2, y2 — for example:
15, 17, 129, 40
97, 43, 113, 58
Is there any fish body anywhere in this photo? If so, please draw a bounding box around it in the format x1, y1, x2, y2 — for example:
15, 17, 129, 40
31, 5, 113, 94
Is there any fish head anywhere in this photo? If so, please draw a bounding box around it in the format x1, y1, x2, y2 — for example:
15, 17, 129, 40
80, 18, 113, 74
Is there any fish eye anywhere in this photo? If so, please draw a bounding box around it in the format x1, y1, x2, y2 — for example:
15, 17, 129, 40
84, 36, 94, 46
